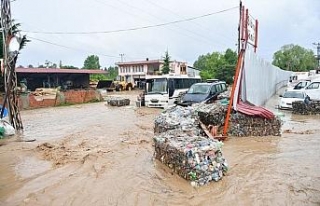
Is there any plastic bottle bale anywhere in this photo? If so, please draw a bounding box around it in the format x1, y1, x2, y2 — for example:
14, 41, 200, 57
293, 101, 320, 115
153, 129, 228, 186
154, 106, 200, 134
107, 96, 130, 107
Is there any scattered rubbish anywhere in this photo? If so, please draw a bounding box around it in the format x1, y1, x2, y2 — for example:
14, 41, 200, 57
0, 120, 16, 137
292, 101, 320, 115
0, 105, 8, 118
106, 96, 130, 107
0, 127, 5, 139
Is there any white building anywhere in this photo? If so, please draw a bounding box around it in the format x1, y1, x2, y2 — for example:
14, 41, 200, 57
116, 59, 200, 86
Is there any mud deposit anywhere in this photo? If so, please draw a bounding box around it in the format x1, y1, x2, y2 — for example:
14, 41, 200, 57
0, 91, 319, 206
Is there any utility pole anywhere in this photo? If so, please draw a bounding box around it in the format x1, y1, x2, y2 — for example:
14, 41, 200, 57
119, 53, 124, 62
313, 42, 320, 68
237, 0, 242, 55
0, 0, 23, 130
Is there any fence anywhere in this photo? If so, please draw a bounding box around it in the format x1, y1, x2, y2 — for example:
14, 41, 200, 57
240, 49, 292, 106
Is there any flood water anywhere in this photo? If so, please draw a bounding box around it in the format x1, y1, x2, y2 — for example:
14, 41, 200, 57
0, 90, 319, 206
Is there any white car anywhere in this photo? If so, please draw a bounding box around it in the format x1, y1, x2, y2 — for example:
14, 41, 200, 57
302, 78, 320, 100
278, 90, 308, 109
286, 80, 311, 91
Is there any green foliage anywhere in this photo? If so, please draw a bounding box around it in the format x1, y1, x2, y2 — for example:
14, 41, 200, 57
194, 48, 237, 84
61, 65, 78, 69
59, 60, 78, 69
88, 65, 117, 82
105, 66, 118, 80
83, 55, 101, 69
272, 44, 317, 71
162, 50, 170, 74
0, 20, 30, 58
90, 74, 107, 82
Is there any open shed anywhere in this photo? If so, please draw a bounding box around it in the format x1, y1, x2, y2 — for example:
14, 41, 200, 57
16, 68, 107, 91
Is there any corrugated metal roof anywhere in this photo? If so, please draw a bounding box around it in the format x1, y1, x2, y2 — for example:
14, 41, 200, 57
16, 68, 107, 74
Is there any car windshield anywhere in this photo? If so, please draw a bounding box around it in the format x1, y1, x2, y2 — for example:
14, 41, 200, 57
187, 84, 210, 94
283, 91, 304, 99
146, 78, 168, 94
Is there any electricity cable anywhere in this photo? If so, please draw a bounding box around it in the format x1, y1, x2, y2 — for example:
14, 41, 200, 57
22, 6, 238, 35
27, 36, 120, 58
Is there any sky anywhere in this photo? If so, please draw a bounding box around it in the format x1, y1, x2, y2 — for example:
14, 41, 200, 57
10, 0, 320, 69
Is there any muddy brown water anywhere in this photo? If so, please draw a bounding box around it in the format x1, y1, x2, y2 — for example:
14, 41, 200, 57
0, 90, 319, 206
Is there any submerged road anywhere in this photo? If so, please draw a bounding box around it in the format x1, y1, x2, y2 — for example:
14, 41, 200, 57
0, 90, 319, 206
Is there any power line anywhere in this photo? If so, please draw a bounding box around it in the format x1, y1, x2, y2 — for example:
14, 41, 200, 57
27, 36, 161, 61
107, 0, 231, 46
22, 6, 238, 35
142, 0, 236, 43
27, 36, 120, 58
93, 0, 227, 48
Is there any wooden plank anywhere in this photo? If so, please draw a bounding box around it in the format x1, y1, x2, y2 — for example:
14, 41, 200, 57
199, 121, 228, 142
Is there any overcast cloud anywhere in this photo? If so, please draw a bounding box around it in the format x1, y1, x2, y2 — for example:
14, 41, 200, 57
11, 0, 320, 68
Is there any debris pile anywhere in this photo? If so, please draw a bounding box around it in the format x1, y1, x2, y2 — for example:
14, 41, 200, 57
196, 103, 282, 136
106, 96, 130, 106
292, 100, 320, 115
154, 106, 228, 186
0, 120, 15, 138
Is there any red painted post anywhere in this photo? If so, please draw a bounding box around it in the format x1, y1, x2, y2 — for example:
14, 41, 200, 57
223, 51, 244, 135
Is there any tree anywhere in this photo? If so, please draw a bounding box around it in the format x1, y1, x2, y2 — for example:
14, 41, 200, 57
83, 55, 101, 70
28, 64, 34, 68
106, 66, 118, 80
193, 49, 237, 84
0, 20, 29, 58
61, 65, 78, 69
272, 44, 317, 71
49, 63, 57, 68
162, 51, 170, 74
59, 60, 78, 69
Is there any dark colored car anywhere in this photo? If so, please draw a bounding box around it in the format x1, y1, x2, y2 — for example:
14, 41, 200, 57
178, 81, 227, 106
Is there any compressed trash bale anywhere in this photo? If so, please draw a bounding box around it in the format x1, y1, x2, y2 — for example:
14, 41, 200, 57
154, 106, 200, 134
227, 111, 282, 136
292, 101, 320, 115
195, 103, 228, 127
194, 103, 282, 137
106, 96, 130, 106
156, 103, 282, 137
153, 129, 228, 186
154, 105, 229, 186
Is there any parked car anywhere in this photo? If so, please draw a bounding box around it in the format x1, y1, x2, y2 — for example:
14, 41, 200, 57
287, 80, 311, 91
278, 90, 308, 109
178, 81, 227, 106
302, 78, 320, 100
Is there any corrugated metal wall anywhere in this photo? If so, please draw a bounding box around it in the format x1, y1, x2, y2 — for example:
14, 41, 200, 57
241, 49, 292, 106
